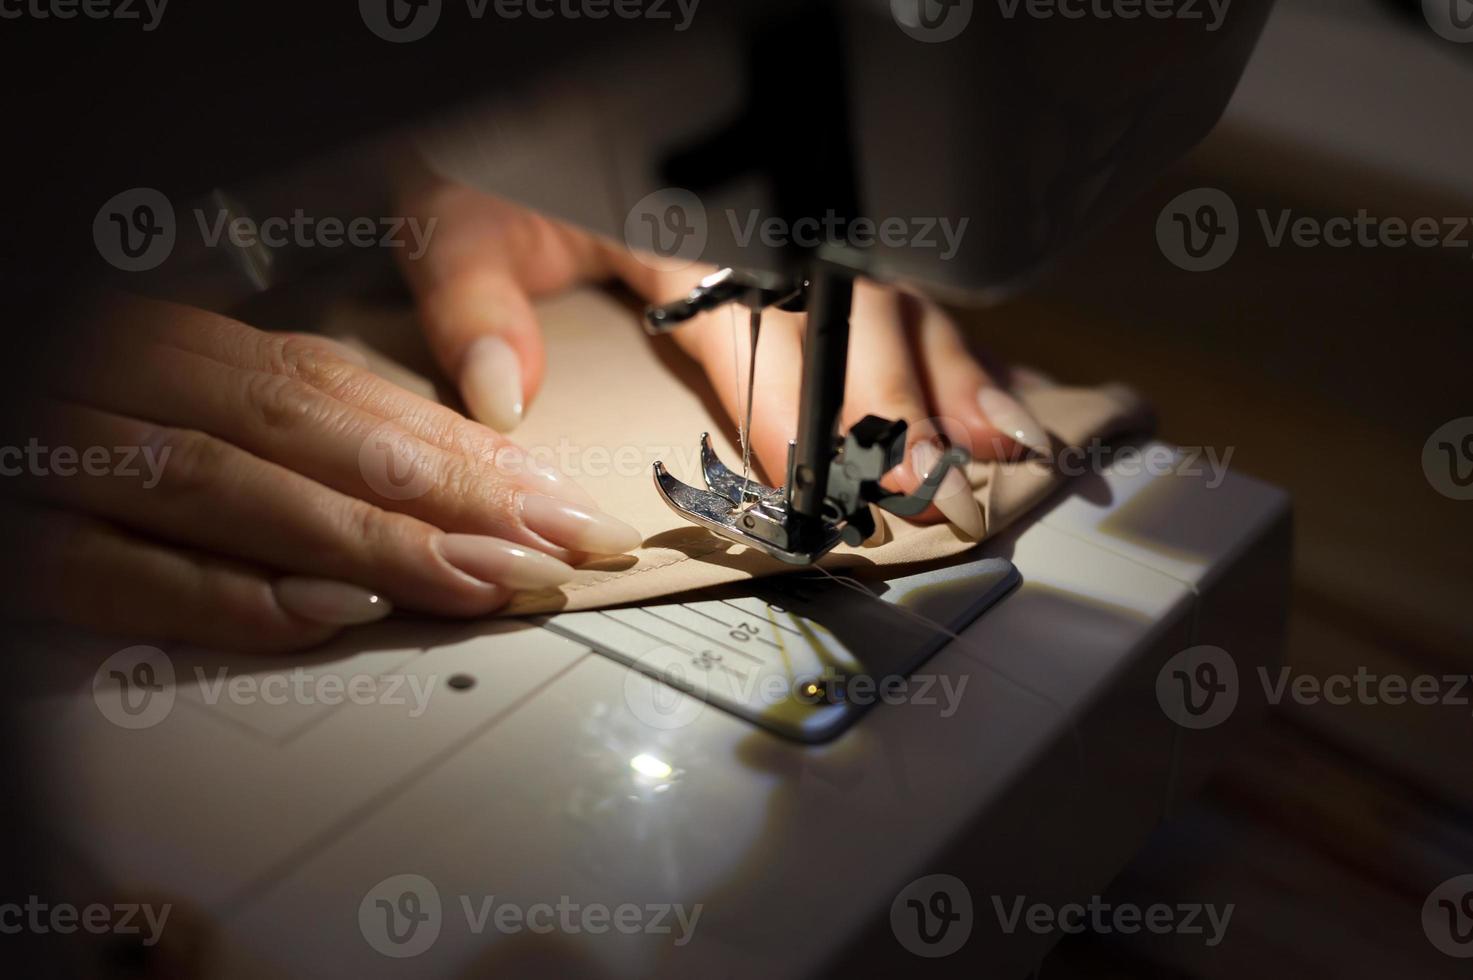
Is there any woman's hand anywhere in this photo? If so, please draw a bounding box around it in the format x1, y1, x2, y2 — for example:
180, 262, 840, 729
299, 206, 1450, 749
399, 179, 1053, 537
0, 294, 640, 653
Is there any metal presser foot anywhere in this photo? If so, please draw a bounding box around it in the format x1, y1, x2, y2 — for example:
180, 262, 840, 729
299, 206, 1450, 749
644, 266, 971, 566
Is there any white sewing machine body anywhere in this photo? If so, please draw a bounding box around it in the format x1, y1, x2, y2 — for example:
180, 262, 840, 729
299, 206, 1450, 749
28, 440, 1289, 978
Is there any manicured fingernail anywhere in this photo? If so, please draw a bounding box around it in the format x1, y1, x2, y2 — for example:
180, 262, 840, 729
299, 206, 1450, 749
1008, 366, 1055, 392
460, 336, 524, 433
497, 446, 598, 510
437, 533, 576, 590
978, 387, 1050, 456
913, 442, 984, 541
519, 493, 642, 555
274, 578, 391, 625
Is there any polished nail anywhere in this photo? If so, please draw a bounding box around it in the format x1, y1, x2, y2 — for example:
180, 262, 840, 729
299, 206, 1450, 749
520, 493, 642, 555
438, 533, 576, 590
460, 336, 524, 433
274, 578, 392, 625
913, 442, 984, 540
978, 387, 1050, 456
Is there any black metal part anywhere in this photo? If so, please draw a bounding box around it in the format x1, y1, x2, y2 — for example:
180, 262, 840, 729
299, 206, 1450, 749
790, 266, 853, 530
645, 263, 973, 565
643, 268, 803, 335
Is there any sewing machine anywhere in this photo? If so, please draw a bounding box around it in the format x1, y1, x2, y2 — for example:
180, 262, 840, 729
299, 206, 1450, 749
26, 1, 1291, 976
418, 0, 1279, 565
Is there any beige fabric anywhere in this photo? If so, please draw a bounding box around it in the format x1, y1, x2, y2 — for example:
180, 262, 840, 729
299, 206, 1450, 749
475, 289, 1152, 615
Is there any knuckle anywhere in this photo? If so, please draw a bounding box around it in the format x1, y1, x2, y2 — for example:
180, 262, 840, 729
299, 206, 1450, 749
269, 334, 359, 394
244, 372, 322, 434
342, 498, 393, 553
149, 427, 226, 495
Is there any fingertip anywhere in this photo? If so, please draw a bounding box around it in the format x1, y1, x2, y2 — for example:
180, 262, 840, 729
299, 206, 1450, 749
421, 270, 547, 430
460, 334, 526, 433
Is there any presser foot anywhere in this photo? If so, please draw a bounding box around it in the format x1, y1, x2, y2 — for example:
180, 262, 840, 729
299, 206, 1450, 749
653, 435, 845, 566
652, 427, 971, 566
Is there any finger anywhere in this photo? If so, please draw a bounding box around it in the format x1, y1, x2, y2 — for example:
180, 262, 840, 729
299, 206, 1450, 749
910, 295, 1052, 460
66, 341, 638, 561
837, 283, 983, 537
0, 503, 363, 654
11, 402, 577, 616
667, 304, 806, 486
396, 187, 612, 433
76, 294, 602, 512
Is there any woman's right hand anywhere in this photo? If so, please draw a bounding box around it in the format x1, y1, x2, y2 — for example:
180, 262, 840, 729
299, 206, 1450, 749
0, 293, 641, 653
